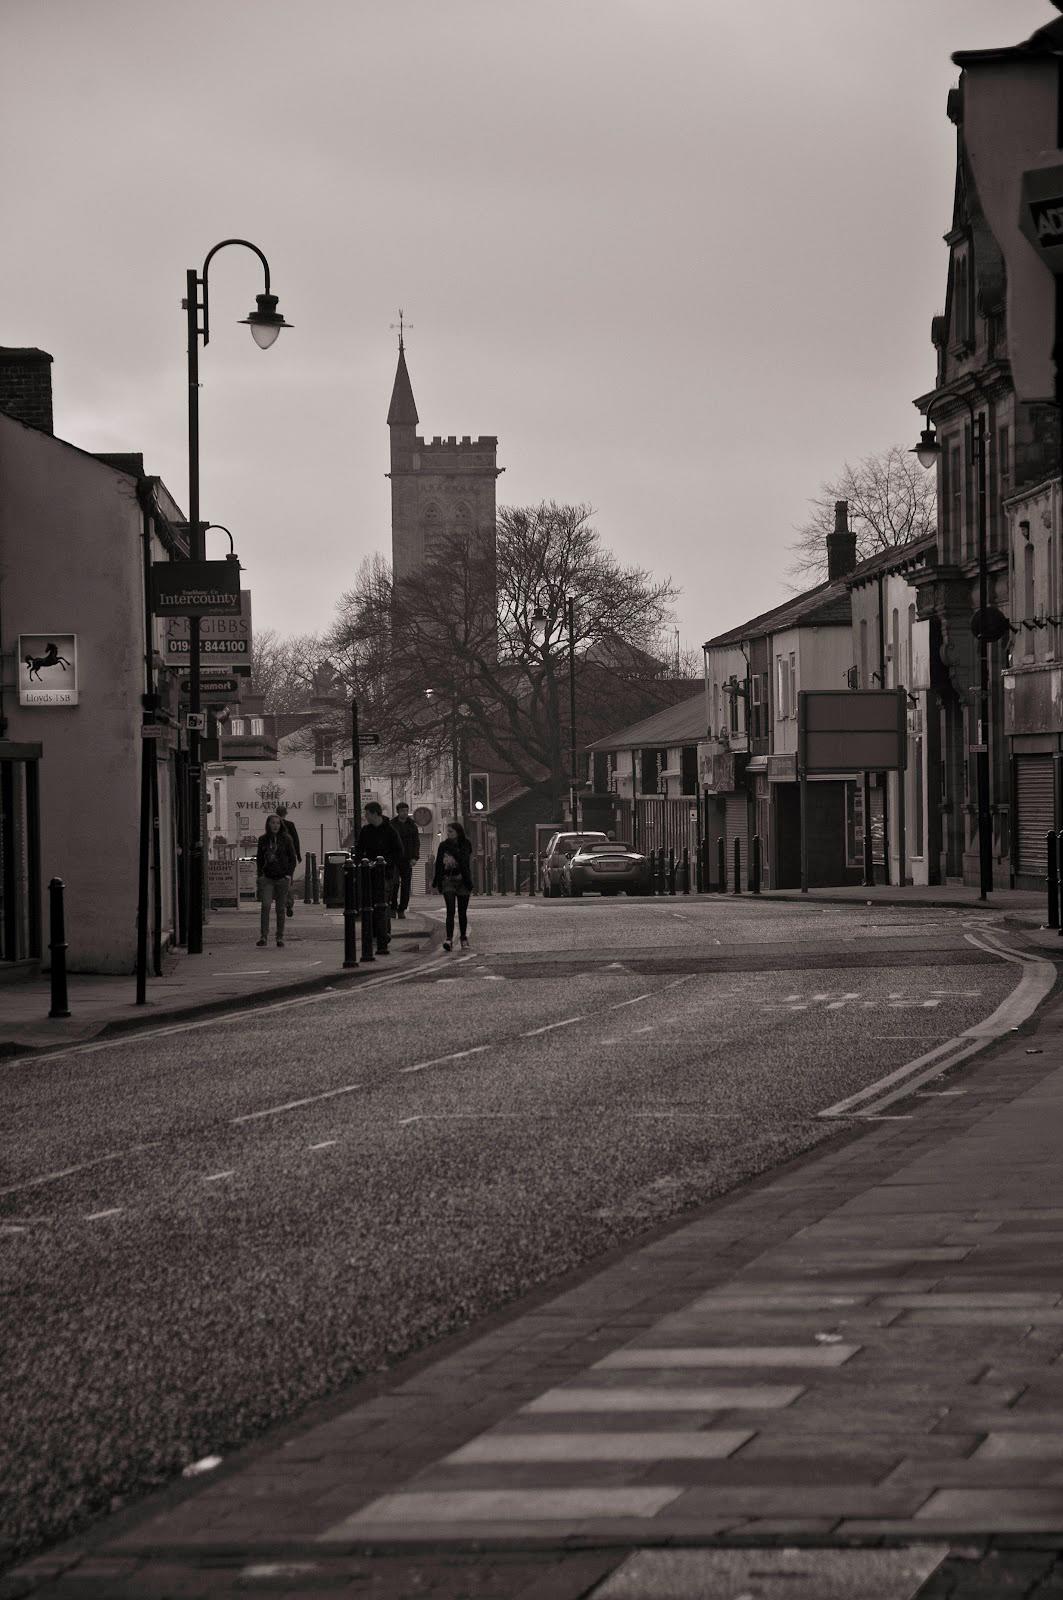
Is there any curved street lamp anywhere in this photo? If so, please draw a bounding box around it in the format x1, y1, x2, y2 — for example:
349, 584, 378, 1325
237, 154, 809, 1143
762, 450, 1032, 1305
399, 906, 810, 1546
182, 239, 291, 954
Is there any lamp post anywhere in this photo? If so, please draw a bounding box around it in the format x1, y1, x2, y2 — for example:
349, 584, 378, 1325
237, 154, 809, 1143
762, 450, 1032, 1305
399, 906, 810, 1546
911, 393, 1008, 902
182, 239, 290, 954
531, 594, 578, 823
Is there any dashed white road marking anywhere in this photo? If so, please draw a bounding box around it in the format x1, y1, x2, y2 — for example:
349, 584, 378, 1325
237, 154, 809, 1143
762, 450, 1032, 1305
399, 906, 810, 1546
85, 1207, 123, 1219
203, 1171, 234, 1183
610, 994, 652, 1010
308, 1140, 338, 1150
521, 1016, 585, 1038
402, 1046, 490, 1074
0, 1143, 162, 1201
631, 1025, 654, 1035
231, 1082, 364, 1123
819, 928, 1055, 1119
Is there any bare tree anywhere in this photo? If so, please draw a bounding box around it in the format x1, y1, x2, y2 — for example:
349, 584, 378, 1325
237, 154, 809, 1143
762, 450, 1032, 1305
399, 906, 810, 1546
789, 445, 937, 582
323, 503, 680, 815
248, 629, 326, 712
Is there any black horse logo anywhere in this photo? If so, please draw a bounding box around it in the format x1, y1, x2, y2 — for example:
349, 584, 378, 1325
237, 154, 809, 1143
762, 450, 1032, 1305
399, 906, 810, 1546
25, 642, 72, 682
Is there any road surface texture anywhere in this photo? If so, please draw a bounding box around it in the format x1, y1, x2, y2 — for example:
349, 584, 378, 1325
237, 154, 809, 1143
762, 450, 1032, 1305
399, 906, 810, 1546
0, 895, 1040, 1575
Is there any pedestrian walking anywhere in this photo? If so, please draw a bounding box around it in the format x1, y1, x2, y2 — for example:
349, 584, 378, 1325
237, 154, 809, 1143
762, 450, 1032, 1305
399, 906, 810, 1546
354, 801, 406, 948
391, 801, 420, 919
275, 803, 302, 918
256, 813, 297, 947
432, 822, 473, 951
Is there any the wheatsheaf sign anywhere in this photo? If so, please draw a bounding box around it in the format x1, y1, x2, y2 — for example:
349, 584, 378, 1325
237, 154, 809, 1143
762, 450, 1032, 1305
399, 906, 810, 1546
18, 634, 79, 706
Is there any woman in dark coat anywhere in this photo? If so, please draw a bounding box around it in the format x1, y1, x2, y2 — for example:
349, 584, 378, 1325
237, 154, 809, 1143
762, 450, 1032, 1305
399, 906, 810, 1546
256, 813, 297, 947
431, 822, 473, 951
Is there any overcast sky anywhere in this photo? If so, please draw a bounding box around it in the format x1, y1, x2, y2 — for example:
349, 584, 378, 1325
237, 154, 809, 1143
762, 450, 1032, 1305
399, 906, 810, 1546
2, 0, 1052, 658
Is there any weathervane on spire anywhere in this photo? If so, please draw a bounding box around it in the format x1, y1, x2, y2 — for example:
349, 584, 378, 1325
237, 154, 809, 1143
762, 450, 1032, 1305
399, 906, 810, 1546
390, 308, 413, 353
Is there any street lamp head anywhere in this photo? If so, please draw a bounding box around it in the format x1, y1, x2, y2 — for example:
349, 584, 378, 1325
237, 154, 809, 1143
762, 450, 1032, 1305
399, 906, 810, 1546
240, 292, 292, 349
530, 602, 548, 645
911, 427, 941, 470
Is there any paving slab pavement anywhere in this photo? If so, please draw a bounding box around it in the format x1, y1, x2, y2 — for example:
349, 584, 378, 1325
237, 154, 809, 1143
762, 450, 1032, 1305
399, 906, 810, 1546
7, 957, 1063, 1596
0, 900, 439, 1057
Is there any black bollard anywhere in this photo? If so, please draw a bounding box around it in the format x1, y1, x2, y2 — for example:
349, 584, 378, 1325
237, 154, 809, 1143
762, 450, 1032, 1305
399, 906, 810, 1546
486, 858, 494, 896
1048, 832, 1059, 930
312, 853, 320, 905
359, 859, 375, 963
304, 855, 313, 906
342, 860, 358, 968
717, 837, 726, 893
371, 857, 390, 952
695, 839, 704, 894
682, 846, 691, 894
1057, 832, 1063, 941
48, 877, 71, 1019
751, 834, 762, 895
733, 837, 741, 894
668, 848, 677, 895
498, 853, 507, 896
513, 853, 521, 895
529, 855, 537, 896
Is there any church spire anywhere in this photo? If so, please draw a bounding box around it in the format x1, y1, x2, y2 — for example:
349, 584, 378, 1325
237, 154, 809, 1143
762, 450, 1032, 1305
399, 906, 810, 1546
387, 311, 418, 427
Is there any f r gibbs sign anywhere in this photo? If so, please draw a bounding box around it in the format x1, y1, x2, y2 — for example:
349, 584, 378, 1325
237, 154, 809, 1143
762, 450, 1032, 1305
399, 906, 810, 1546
18, 634, 79, 706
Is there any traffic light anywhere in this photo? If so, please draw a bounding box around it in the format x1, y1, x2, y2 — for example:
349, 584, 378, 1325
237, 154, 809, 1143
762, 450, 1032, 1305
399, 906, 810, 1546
469, 772, 490, 814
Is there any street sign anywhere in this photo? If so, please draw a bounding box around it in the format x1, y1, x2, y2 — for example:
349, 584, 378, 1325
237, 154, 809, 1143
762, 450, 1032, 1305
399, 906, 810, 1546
141, 724, 161, 739
186, 712, 207, 733
151, 560, 241, 617
180, 675, 241, 706
798, 689, 906, 774
163, 591, 252, 673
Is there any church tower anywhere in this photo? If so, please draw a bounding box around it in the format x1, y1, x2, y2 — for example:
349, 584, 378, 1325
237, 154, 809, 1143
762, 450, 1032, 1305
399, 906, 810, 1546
387, 326, 503, 584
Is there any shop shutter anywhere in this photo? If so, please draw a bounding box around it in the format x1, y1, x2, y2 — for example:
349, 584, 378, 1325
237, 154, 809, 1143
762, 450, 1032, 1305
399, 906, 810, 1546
724, 791, 750, 887
1015, 756, 1055, 875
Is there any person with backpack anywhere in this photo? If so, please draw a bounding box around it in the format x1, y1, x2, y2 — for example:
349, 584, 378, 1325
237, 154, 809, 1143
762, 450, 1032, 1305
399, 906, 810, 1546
354, 801, 406, 949
256, 813, 297, 947
275, 803, 302, 918
391, 801, 420, 918
431, 821, 473, 951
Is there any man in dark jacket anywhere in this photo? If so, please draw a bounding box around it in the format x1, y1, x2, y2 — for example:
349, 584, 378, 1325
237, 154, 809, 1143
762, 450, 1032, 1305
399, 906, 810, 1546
391, 802, 420, 918
276, 804, 302, 918
354, 802, 405, 948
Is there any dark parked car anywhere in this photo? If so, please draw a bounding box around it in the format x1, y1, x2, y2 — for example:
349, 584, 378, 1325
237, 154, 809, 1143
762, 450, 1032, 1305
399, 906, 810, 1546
540, 830, 609, 897
561, 841, 653, 897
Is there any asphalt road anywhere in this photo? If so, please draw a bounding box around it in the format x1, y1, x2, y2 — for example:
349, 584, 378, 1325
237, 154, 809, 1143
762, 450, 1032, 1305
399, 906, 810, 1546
0, 894, 1026, 1567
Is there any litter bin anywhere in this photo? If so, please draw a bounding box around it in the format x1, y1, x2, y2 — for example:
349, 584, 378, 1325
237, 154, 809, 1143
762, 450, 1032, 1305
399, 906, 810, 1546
322, 850, 352, 908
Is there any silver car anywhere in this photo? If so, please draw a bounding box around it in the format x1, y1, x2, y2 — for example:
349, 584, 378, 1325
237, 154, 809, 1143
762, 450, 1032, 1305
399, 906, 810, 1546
562, 841, 653, 898
540, 831, 609, 897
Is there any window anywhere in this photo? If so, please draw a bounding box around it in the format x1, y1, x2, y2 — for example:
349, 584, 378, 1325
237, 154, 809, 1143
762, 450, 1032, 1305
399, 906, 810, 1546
249, 717, 264, 738
946, 442, 963, 555
891, 608, 900, 688
907, 605, 916, 685
859, 619, 868, 689
952, 251, 971, 346
729, 686, 739, 734
788, 652, 796, 717
776, 655, 788, 719
314, 731, 335, 768
1023, 543, 1036, 659
229, 718, 246, 736
712, 683, 720, 736
998, 425, 1011, 502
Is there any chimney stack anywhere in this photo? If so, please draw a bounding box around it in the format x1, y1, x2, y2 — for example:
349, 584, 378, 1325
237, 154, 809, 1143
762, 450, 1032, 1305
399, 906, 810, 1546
826, 499, 857, 580
0, 348, 53, 434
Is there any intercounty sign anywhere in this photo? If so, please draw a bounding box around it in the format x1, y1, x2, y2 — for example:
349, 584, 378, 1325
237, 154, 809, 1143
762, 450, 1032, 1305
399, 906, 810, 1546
18, 634, 78, 706
151, 560, 241, 617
